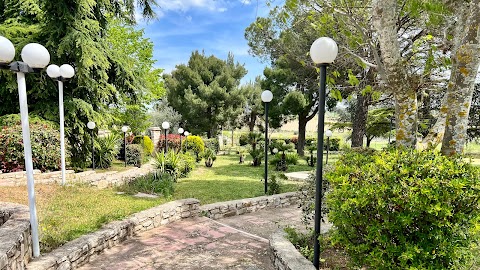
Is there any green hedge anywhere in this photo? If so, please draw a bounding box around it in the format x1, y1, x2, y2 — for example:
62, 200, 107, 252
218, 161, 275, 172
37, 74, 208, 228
327, 150, 480, 269
132, 135, 154, 156
0, 114, 61, 172
126, 144, 144, 167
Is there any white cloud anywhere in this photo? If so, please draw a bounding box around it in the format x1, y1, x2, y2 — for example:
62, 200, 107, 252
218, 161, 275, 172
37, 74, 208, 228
240, 0, 252, 4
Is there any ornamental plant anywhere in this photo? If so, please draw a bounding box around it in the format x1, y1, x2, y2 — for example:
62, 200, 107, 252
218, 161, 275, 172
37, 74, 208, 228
327, 149, 480, 269
0, 115, 61, 172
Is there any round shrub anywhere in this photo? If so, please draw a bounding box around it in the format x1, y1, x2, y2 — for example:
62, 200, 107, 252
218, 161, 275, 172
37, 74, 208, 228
0, 114, 61, 172
239, 133, 249, 146
185, 135, 205, 155
157, 134, 181, 152
327, 150, 480, 269
132, 135, 154, 156
126, 144, 144, 167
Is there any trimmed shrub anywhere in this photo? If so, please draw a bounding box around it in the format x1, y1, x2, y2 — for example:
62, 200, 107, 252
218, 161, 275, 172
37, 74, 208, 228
184, 135, 205, 161
126, 144, 144, 167
132, 135, 154, 156
269, 152, 299, 166
95, 134, 119, 169
0, 115, 61, 172
204, 138, 220, 153
327, 150, 480, 269
157, 134, 182, 152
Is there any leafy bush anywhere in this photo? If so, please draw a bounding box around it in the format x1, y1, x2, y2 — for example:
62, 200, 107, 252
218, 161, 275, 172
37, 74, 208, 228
327, 150, 480, 269
156, 134, 181, 152
269, 153, 299, 166
239, 133, 249, 146
154, 151, 196, 180
202, 148, 217, 167
126, 144, 144, 167
132, 135, 154, 156
204, 138, 219, 153
0, 115, 61, 172
249, 148, 263, 166
118, 171, 175, 197
184, 135, 205, 161
324, 137, 340, 151
95, 134, 120, 169
267, 173, 287, 195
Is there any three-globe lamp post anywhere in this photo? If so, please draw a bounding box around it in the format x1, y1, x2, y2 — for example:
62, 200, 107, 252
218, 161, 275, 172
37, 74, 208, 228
121, 125, 129, 167
162, 121, 170, 153
261, 90, 273, 194
0, 36, 51, 257
310, 37, 338, 269
87, 121, 96, 170
46, 64, 75, 185
325, 130, 332, 165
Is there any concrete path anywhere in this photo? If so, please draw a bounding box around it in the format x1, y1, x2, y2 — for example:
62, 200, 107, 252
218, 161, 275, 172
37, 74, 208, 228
78, 205, 328, 270
284, 171, 312, 182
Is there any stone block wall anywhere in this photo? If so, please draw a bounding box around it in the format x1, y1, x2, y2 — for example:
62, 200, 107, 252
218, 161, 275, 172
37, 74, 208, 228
269, 231, 316, 270
0, 162, 157, 189
0, 203, 32, 270
26, 199, 200, 270
200, 192, 301, 220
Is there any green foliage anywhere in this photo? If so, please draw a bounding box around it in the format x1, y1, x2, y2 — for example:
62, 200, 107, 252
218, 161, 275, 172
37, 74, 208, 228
0, 115, 61, 172
165, 51, 247, 137
284, 227, 315, 261
95, 134, 119, 169
266, 173, 287, 195
154, 151, 196, 180
132, 135, 154, 157
239, 133, 249, 146
118, 171, 175, 198
202, 148, 217, 167
327, 150, 480, 269
185, 135, 205, 157
248, 148, 263, 166
270, 153, 299, 166
324, 137, 340, 151
126, 144, 144, 168
204, 138, 220, 153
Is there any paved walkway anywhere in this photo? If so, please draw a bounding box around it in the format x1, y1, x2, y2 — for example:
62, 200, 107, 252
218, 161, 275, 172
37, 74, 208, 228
79, 206, 329, 270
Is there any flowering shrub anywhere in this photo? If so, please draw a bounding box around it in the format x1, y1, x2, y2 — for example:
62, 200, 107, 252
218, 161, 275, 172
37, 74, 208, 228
157, 134, 182, 152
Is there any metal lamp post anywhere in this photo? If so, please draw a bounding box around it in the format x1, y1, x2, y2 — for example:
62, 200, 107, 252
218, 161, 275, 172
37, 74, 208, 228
46, 64, 75, 185
0, 36, 51, 257
310, 37, 338, 269
325, 130, 332, 165
121, 125, 129, 167
178, 127, 184, 152
184, 131, 189, 153
87, 121, 96, 170
261, 90, 273, 194
162, 121, 170, 153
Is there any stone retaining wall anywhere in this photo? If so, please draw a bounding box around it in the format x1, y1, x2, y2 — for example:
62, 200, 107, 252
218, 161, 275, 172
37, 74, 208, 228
200, 192, 301, 220
269, 231, 316, 270
26, 199, 200, 270
0, 203, 32, 270
0, 162, 156, 189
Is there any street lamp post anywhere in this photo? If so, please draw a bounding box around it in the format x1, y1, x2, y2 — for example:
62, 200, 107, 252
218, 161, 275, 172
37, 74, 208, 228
184, 131, 189, 153
178, 127, 184, 152
0, 36, 51, 257
87, 121, 96, 170
310, 37, 338, 269
261, 90, 273, 194
47, 64, 75, 185
325, 130, 332, 165
162, 122, 170, 153
121, 125, 129, 167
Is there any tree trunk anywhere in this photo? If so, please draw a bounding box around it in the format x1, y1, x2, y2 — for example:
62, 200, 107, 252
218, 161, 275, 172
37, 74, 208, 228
297, 116, 307, 156
366, 136, 373, 148
372, 0, 417, 148
441, 0, 480, 155
231, 129, 234, 146
248, 112, 256, 131
395, 90, 418, 147
351, 93, 369, 147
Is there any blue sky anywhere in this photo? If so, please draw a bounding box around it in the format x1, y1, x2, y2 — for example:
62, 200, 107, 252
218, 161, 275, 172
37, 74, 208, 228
137, 0, 280, 84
